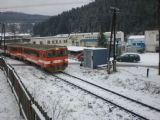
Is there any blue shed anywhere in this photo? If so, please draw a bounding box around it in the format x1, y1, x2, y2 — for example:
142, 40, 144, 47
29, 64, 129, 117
83, 48, 108, 69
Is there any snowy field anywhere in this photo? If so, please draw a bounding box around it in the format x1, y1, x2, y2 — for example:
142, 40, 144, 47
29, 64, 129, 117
116, 53, 159, 67
0, 53, 160, 120
0, 69, 23, 120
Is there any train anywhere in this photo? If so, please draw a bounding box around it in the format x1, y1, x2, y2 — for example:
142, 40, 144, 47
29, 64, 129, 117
2, 44, 68, 72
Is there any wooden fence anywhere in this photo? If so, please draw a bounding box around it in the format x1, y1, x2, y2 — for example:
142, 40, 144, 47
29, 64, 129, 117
0, 57, 51, 120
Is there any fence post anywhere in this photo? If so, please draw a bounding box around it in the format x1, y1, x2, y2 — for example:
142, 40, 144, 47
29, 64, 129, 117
147, 68, 149, 78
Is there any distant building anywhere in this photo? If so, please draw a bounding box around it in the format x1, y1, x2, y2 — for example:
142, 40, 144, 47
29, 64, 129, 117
145, 30, 159, 52
31, 35, 69, 46
80, 38, 98, 47
30, 31, 124, 48
127, 35, 145, 52
0, 32, 31, 45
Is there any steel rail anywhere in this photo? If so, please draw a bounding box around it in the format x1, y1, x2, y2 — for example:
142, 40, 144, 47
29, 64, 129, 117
61, 72, 160, 113
53, 73, 149, 120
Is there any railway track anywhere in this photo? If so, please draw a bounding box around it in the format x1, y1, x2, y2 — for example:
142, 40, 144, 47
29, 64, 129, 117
53, 72, 160, 120
5, 58, 160, 119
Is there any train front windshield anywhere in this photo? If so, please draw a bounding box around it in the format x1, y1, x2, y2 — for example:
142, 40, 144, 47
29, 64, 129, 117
47, 50, 68, 58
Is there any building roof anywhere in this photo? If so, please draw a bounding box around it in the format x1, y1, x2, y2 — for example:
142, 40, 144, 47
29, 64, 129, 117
0, 33, 31, 37
67, 46, 87, 52
84, 48, 107, 50
128, 35, 145, 39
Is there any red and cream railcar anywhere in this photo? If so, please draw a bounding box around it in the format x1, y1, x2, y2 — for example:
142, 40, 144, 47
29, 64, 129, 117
6, 44, 68, 72
6, 44, 22, 58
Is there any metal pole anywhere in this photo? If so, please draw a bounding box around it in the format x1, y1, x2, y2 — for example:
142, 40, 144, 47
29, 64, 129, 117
113, 9, 117, 72
158, 0, 160, 75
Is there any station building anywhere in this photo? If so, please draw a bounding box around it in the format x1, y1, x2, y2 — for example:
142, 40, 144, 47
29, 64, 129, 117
30, 31, 124, 48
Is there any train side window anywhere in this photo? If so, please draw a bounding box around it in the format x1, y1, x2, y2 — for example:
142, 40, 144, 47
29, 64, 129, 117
57, 50, 67, 56
24, 49, 39, 57
47, 50, 56, 57
40, 53, 45, 58
10, 47, 17, 51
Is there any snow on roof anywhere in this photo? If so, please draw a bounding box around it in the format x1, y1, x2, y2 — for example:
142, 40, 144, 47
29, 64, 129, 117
67, 46, 87, 52
128, 35, 145, 39
55, 34, 70, 37
121, 52, 140, 56
67, 46, 106, 52
0, 32, 13, 37
84, 48, 107, 50
56, 31, 124, 37
16, 33, 31, 36
0, 33, 31, 37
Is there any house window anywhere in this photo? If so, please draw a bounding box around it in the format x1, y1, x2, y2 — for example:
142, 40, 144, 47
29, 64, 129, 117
56, 40, 58, 44
137, 43, 141, 46
47, 41, 50, 44
33, 41, 36, 44
59, 40, 61, 43
64, 40, 68, 43
132, 43, 136, 46
52, 41, 54, 44
40, 41, 43, 45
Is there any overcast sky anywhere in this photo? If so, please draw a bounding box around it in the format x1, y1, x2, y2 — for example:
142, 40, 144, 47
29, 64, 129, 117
0, 0, 93, 16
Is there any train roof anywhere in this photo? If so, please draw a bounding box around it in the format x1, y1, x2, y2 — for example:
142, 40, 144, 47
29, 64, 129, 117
7, 44, 67, 50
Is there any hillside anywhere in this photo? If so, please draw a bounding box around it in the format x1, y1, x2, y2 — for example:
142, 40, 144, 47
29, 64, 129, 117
33, 0, 157, 36
0, 12, 50, 23
0, 12, 50, 33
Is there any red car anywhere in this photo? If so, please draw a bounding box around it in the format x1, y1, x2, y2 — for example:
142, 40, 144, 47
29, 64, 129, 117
76, 53, 83, 61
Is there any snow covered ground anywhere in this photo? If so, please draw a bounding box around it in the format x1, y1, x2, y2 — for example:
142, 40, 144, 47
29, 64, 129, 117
116, 53, 159, 67
0, 53, 160, 120
0, 69, 23, 120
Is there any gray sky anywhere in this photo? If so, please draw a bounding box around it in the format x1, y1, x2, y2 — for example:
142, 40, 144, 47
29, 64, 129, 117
0, 0, 93, 16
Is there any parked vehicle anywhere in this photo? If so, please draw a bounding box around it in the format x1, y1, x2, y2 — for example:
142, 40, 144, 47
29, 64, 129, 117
76, 53, 83, 61
116, 53, 140, 62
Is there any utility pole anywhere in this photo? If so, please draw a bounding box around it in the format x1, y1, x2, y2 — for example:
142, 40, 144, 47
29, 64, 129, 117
113, 9, 117, 61
158, 0, 160, 75
108, 7, 119, 73
0, 24, 2, 46
107, 9, 114, 74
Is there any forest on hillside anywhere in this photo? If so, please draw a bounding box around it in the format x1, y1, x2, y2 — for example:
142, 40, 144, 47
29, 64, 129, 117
0, 12, 50, 33
33, 0, 157, 36
0, 12, 49, 23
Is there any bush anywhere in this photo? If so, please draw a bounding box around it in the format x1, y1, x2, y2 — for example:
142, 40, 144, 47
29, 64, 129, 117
137, 48, 145, 53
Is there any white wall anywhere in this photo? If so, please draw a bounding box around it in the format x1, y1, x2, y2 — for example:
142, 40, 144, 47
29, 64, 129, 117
145, 30, 159, 52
